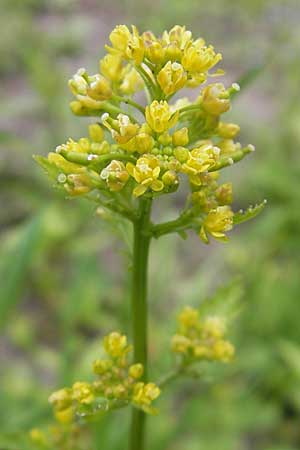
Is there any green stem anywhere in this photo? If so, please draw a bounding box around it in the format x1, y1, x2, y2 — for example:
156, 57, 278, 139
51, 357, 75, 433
178, 104, 202, 116
58, 150, 136, 166
112, 95, 146, 115
151, 210, 195, 238
135, 65, 159, 101
102, 102, 138, 123
129, 197, 152, 450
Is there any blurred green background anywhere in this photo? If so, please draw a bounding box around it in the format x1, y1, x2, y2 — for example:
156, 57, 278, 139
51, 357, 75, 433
1, 0, 300, 449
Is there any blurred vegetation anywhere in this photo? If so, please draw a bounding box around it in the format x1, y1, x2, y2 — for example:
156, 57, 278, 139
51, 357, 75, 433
1, 0, 300, 449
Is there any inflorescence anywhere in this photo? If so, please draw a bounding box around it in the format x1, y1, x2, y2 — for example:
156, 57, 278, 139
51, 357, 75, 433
35, 24, 265, 244
172, 306, 235, 364
48, 332, 161, 424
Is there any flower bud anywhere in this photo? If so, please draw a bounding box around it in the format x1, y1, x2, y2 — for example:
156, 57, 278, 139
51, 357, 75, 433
100, 54, 123, 81
87, 75, 112, 101
93, 359, 113, 375
103, 332, 129, 358
109, 25, 131, 52
216, 182, 233, 205
145, 100, 179, 133
120, 67, 143, 95
212, 340, 235, 362
172, 127, 189, 146
171, 334, 190, 353
201, 83, 230, 116
145, 41, 165, 64
135, 133, 155, 154
68, 68, 88, 95
89, 123, 104, 142
174, 146, 189, 163
217, 122, 240, 139
158, 132, 172, 146
157, 61, 187, 96
100, 160, 129, 192
72, 381, 94, 405
162, 170, 178, 187
129, 363, 144, 379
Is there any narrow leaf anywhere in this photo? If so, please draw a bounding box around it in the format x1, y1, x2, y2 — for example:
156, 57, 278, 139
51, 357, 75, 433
233, 200, 267, 225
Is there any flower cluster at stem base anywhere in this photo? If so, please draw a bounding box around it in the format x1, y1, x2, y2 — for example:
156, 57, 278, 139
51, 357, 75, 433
48, 332, 161, 424
172, 306, 235, 363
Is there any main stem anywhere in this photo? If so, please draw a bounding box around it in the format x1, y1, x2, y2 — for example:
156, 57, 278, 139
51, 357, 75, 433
129, 197, 152, 450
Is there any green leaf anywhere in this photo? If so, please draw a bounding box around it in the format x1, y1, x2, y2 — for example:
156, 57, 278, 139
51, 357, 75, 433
233, 200, 267, 225
0, 210, 45, 328
232, 63, 266, 98
277, 339, 300, 379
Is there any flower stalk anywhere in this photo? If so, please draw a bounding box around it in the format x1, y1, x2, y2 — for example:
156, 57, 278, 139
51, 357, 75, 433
130, 197, 152, 450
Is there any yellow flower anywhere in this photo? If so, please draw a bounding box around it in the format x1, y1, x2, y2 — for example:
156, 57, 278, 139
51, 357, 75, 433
182, 40, 222, 74
103, 332, 129, 358
178, 306, 199, 332
171, 334, 191, 354
107, 25, 145, 65
202, 316, 226, 339
93, 359, 113, 375
212, 340, 235, 362
125, 25, 145, 65
134, 132, 155, 154
76, 94, 103, 110
68, 68, 88, 95
201, 83, 231, 116
120, 67, 143, 95
108, 25, 131, 52
181, 144, 220, 185
100, 160, 129, 192
89, 123, 104, 142
218, 139, 240, 155
65, 172, 95, 196
157, 61, 187, 96
70, 100, 87, 115
126, 155, 164, 197
217, 122, 240, 139
144, 39, 165, 64
86, 74, 112, 101
132, 382, 161, 407
72, 381, 94, 405
145, 100, 179, 133
100, 54, 123, 82
173, 146, 189, 163
102, 113, 139, 144
129, 363, 144, 379
48, 388, 72, 411
162, 25, 192, 49
200, 205, 233, 243
193, 344, 211, 359
55, 407, 74, 424
161, 170, 179, 188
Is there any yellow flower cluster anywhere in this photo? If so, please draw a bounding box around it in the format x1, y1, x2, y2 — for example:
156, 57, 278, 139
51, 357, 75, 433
35, 24, 260, 244
48, 332, 161, 423
172, 307, 235, 363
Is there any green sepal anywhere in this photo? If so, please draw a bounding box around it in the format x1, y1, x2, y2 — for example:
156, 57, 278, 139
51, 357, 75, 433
33, 155, 60, 180
233, 200, 267, 225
